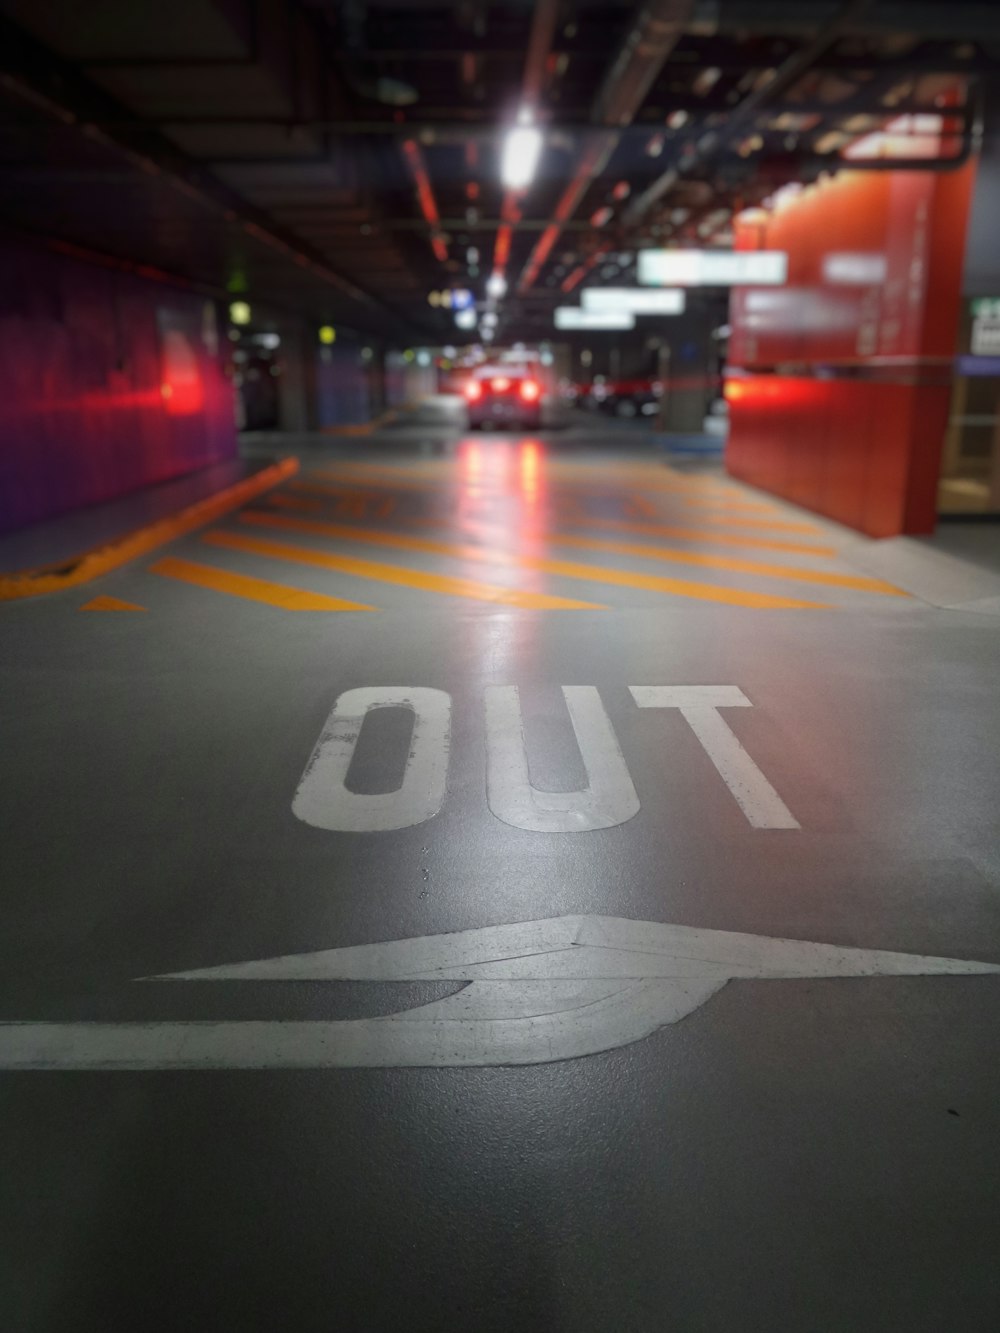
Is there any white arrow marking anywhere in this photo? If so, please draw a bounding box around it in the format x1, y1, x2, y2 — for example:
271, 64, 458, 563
1, 916, 996, 1069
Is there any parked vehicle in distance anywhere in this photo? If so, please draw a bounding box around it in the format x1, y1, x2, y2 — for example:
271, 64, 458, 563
464, 365, 542, 429
582, 376, 666, 418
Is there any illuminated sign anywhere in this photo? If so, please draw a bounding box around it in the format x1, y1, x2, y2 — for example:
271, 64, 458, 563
638, 250, 788, 287
581, 287, 686, 316
554, 308, 636, 330
821, 253, 888, 286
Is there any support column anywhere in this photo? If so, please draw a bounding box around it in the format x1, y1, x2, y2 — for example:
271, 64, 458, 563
725, 153, 976, 537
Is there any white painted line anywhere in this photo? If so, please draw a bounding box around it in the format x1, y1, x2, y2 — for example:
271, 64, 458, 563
293, 687, 451, 832
485, 686, 640, 832
629, 685, 799, 829
1, 916, 996, 1069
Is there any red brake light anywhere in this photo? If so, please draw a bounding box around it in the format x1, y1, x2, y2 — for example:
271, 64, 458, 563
491, 377, 510, 392
465, 381, 482, 401
519, 379, 540, 402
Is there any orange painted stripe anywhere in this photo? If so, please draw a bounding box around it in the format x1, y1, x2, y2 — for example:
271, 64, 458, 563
0, 457, 299, 602
80, 595, 147, 611
568, 516, 836, 557
150, 556, 376, 611
236, 511, 831, 611
553, 534, 906, 595
202, 530, 607, 610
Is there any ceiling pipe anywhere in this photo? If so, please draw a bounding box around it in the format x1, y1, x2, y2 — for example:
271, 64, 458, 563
401, 138, 449, 261
691, 0, 1000, 42
516, 0, 696, 295
488, 0, 562, 289
0, 15, 409, 328
522, 0, 562, 106
623, 0, 874, 227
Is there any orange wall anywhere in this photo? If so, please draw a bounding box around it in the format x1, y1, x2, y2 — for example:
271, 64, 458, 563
726, 160, 975, 536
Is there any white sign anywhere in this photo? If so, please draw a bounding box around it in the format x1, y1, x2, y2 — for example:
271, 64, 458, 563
971, 313, 1000, 356
639, 249, 788, 288
581, 287, 686, 316
1, 915, 996, 1068
292, 685, 798, 834
821, 252, 888, 286
554, 308, 636, 330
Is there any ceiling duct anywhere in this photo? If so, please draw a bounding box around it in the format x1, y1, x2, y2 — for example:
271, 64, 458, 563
338, 0, 418, 106
517, 0, 696, 293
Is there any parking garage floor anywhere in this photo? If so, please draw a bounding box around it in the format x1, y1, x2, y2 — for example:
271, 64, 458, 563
2, 416, 1000, 1332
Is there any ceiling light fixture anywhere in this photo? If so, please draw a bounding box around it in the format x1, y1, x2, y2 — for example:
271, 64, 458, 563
501, 115, 543, 191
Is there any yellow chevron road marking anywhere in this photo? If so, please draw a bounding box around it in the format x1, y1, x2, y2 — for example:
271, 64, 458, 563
552, 534, 906, 596
202, 531, 607, 610
150, 557, 376, 611
237, 512, 831, 611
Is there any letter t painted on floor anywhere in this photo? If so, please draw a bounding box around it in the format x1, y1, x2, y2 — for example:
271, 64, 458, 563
629, 686, 800, 829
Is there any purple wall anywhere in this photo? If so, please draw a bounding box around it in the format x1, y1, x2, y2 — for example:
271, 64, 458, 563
0, 238, 237, 536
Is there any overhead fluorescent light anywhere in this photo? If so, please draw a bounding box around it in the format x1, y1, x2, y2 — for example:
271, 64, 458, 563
581, 287, 685, 316
555, 308, 636, 330
502, 124, 543, 190
638, 249, 788, 287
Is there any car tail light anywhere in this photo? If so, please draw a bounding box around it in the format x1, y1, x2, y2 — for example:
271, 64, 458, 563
465, 381, 482, 401
491, 377, 510, 393
519, 380, 540, 403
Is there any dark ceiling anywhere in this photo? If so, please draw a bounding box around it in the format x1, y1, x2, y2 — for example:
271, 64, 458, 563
0, 0, 996, 344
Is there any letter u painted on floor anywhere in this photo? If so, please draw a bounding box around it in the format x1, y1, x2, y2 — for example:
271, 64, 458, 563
293, 687, 451, 832
484, 685, 641, 832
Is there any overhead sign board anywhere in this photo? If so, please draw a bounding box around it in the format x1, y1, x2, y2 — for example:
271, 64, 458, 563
581, 287, 686, 316
638, 249, 788, 287
554, 307, 636, 331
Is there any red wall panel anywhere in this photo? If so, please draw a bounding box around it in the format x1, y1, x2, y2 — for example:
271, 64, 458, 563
727, 158, 975, 536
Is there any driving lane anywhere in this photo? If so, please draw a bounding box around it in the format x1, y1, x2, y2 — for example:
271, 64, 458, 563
2, 427, 999, 1330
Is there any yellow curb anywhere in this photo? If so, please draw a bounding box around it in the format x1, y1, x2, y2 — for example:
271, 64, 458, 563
0, 456, 299, 602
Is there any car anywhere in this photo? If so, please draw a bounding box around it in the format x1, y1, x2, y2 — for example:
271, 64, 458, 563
464, 366, 542, 429
584, 376, 666, 418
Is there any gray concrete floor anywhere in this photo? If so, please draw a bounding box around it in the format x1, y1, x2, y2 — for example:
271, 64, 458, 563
2, 405, 1000, 1331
